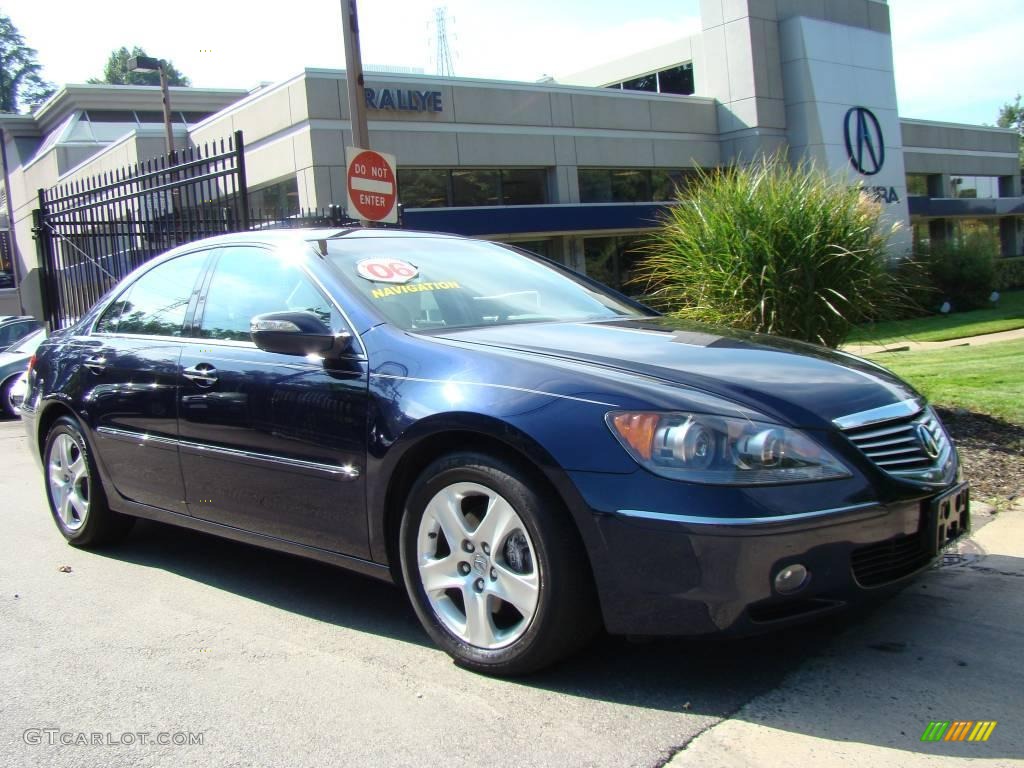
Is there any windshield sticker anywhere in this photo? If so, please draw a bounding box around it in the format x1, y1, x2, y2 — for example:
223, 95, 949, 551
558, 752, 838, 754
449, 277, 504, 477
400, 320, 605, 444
356, 258, 420, 284
371, 281, 460, 299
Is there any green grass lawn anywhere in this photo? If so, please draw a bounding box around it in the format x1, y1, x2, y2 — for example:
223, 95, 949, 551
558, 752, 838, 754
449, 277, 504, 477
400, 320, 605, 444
847, 290, 1024, 346
867, 339, 1024, 424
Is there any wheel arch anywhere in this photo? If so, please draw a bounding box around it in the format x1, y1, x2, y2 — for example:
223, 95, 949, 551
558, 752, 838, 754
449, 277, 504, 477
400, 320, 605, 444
35, 398, 81, 458
374, 416, 602, 591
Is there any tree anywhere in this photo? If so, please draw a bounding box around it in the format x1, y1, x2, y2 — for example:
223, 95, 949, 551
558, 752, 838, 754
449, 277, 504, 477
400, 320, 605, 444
0, 13, 55, 113
996, 94, 1023, 166
88, 46, 190, 87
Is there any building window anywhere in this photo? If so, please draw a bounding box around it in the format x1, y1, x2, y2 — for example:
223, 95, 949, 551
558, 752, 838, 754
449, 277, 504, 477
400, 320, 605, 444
607, 62, 695, 96
397, 169, 449, 208
950, 175, 1001, 199
583, 236, 647, 294
501, 169, 547, 206
452, 169, 500, 206
656, 64, 695, 95
951, 218, 1001, 252
248, 177, 300, 215
0, 231, 14, 288
621, 74, 657, 93
906, 174, 929, 197
398, 168, 548, 208
579, 169, 693, 203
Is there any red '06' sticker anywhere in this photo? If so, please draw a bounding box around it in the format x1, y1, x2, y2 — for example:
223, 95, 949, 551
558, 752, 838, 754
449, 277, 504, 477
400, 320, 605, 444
355, 258, 419, 284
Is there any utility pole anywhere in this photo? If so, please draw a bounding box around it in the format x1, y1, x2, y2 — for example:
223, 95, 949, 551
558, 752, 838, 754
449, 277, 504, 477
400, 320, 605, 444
158, 63, 175, 161
341, 0, 371, 151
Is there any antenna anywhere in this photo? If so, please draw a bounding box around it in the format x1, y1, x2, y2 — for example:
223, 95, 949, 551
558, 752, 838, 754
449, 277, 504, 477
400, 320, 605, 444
432, 6, 456, 77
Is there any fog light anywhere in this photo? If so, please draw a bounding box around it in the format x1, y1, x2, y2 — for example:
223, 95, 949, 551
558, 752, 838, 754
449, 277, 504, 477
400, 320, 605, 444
774, 564, 809, 594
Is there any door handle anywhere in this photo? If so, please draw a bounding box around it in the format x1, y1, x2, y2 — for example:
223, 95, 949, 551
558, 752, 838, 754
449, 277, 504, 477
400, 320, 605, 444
83, 356, 107, 374
183, 364, 218, 386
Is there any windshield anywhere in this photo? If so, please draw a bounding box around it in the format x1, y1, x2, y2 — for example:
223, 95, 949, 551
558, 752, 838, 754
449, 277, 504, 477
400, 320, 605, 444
326, 237, 646, 331
11, 329, 45, 354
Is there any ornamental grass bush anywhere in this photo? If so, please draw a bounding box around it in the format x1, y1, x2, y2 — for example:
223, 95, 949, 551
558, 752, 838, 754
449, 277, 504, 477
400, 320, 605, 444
633, 155, 908, 348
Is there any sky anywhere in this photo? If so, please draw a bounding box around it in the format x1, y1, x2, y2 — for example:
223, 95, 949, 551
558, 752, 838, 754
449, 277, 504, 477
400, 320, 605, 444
6, 0, 1022, 127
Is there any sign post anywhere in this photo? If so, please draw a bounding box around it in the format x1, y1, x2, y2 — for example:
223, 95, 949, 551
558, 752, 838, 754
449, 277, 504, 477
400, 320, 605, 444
345, 147, 398, 224
340, 0, 370, 152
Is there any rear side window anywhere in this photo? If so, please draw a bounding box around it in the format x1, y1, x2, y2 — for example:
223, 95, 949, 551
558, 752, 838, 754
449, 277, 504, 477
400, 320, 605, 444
197, 246, 336, 342
96, 251, 209, 336
0, 320, 40, 347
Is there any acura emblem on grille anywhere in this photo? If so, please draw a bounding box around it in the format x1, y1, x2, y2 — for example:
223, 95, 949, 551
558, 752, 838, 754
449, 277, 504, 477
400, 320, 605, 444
916, 423, 940, 459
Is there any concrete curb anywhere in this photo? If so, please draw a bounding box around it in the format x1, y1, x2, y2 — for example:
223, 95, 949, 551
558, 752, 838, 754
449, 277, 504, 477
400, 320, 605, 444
843, 327, 1024, 357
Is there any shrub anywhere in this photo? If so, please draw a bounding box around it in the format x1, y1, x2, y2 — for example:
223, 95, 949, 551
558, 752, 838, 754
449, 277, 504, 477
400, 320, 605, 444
923, 233, 997, 311
634, 155, 905, 348
995, 256, 1024, 291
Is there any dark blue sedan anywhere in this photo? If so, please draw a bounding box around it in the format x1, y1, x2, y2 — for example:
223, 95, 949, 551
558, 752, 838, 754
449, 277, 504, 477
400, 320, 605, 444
22, 228, 969, 674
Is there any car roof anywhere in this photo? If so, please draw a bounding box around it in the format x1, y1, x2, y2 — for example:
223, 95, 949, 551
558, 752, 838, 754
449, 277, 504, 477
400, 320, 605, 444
150, 227, 469, 263
0, 315, 35, 324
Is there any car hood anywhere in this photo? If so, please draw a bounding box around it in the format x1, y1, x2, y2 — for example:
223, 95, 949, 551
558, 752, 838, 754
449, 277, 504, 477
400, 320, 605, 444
433, 317, 918, 428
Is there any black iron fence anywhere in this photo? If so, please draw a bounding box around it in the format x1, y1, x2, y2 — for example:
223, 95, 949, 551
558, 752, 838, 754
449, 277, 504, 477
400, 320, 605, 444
32, 129, 385, 329
33, 131, 256, 330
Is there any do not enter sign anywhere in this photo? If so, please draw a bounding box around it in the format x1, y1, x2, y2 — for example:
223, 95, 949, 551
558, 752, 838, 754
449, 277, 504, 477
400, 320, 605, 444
346, 147, 398, 223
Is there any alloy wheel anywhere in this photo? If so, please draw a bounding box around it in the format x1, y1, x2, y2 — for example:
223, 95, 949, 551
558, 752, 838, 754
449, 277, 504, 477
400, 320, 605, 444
416, 481, 540, 649
48, 433, 90, 531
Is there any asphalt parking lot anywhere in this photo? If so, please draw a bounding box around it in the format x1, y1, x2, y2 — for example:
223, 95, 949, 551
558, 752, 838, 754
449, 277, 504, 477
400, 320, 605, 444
1, 416, 1021, 767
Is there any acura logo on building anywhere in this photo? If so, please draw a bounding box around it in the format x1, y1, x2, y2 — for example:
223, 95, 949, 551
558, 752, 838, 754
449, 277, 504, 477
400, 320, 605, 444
844, 106, 885, 176
916, 423, 940, 460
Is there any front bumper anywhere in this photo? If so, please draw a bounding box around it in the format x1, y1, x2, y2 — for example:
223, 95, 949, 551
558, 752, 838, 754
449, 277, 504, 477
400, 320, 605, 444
573, 475, 969, 636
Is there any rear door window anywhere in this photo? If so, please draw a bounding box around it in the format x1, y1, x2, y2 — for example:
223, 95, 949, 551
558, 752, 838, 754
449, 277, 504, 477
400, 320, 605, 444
95, 251, 209, 336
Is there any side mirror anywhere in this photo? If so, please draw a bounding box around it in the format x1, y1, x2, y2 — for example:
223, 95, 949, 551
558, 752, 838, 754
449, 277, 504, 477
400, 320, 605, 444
250, 311, 352, 358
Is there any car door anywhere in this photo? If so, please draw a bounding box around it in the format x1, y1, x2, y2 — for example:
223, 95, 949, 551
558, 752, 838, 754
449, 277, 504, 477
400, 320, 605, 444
84, 248, 213, 514
177, 244, 370, 557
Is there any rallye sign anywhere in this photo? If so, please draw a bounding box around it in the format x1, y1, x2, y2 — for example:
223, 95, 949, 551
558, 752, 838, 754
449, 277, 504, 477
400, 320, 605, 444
365, 88, 443, 113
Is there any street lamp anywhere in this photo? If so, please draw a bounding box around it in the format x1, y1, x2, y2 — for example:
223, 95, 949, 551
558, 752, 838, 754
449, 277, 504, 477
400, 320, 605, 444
127, 55, 175, 161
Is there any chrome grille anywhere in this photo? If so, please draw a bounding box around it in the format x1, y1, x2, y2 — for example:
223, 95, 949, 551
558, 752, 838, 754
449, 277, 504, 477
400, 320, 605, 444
836, 401, 953, 483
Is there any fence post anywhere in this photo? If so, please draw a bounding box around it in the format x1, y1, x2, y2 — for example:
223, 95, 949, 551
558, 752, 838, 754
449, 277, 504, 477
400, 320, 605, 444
31, 189, 58, 330
234, 130, 250, 230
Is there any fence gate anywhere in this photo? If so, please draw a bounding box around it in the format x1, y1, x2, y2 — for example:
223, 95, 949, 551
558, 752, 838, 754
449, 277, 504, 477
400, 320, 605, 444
32, 130, 250, 330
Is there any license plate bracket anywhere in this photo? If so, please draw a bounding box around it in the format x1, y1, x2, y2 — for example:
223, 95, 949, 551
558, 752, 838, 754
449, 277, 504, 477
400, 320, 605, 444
925, 482, 970, 555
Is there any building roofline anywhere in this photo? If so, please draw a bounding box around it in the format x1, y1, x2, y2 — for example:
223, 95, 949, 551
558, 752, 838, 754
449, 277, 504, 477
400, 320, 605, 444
899, 116, 1017, 136
0, 113, 41, 138
32, 83, 249, 134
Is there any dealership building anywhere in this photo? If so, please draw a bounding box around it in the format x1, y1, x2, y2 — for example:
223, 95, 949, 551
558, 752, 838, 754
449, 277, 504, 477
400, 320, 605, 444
2, 0, 1022, 318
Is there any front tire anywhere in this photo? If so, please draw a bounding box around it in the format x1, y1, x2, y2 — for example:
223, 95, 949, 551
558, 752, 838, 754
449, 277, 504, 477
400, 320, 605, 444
399, 451, 598, 675
1, 375, 19, 418
43, 416, 134, 548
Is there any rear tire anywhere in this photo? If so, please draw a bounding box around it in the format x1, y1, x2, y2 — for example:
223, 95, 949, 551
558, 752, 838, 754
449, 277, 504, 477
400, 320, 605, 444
399, 451, 598, 675
43, 416, 134, 548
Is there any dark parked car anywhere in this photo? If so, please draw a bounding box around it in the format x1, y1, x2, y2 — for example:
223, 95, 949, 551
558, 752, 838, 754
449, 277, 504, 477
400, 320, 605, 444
22, 229, 968, 674
0, 315, 43, 352
1, 328, 45, 416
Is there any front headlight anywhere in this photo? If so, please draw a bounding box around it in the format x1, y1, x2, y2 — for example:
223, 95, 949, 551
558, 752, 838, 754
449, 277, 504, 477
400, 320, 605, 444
606, 411, 850, 485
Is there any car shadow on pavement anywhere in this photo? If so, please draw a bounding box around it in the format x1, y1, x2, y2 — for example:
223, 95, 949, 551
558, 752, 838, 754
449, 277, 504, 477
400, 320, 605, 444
106, 518, 430, 648
519, 609, 870, 717
99, 516, 874, 719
